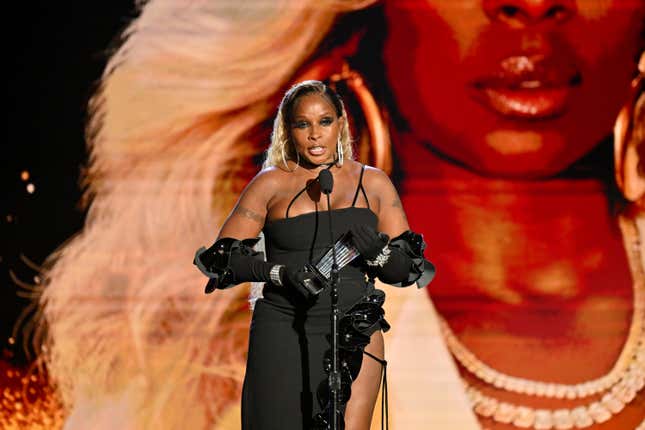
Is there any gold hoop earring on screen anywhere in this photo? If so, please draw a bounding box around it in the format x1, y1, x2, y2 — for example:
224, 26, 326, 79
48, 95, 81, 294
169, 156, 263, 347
614, 51, 645, 209
328, 63, 392, 175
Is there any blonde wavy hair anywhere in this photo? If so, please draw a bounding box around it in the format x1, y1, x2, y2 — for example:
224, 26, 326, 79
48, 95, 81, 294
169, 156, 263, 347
34, 1, 377, 429
264, 80, 354, 169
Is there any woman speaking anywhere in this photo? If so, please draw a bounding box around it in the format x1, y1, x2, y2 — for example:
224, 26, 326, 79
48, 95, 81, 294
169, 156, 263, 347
193, 80, 433, 429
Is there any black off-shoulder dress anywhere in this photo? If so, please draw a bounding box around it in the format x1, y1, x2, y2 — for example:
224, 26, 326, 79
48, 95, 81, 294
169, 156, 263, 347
241, 165, 389, 429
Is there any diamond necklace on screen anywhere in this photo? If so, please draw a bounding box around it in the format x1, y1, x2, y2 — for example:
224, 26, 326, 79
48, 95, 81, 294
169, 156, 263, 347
439, 216, 645, 429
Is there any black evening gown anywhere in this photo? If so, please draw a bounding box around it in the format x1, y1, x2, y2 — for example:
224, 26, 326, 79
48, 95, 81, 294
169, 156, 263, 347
241, 166, 388, 429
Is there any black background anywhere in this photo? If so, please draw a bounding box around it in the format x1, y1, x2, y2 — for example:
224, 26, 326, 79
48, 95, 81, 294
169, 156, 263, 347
2, 2, 135, 363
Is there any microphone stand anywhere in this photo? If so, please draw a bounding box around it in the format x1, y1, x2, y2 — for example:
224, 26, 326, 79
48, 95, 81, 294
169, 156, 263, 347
318, 167, 340, 430
325, 190, 341, 430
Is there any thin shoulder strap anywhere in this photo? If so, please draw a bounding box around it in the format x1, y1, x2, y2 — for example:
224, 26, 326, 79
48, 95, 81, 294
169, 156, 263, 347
285, 184, 310, 219
351, 164, 371, 209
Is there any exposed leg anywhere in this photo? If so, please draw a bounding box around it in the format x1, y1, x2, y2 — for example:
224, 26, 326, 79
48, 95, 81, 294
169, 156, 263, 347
344, 330, 385, 430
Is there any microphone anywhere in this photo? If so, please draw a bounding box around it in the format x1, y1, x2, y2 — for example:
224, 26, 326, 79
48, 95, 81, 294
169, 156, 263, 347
317, 166, 341, 428
318, 168, 334, 195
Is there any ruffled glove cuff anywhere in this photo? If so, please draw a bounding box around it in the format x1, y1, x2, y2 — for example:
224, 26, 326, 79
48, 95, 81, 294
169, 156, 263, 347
193, 237, 263, 293
387, 230, 436, 288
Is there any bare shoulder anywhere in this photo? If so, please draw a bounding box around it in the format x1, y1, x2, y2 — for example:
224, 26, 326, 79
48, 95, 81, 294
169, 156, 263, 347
251, 166, 283, 185
219, 167, 284, 234
361, 164, 395, 188
358, 164, 409, 233
243, 166, 284, 195
362, 164, 406, 209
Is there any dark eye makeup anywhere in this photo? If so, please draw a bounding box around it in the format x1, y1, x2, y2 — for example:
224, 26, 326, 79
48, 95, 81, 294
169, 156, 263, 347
292, 116, 335, 129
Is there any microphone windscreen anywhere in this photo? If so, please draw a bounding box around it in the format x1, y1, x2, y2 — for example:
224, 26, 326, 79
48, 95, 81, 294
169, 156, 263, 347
318, 169, 334, 195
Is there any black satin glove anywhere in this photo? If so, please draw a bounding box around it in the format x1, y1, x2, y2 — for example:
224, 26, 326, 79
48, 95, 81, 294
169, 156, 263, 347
349, 227, 435, 288
280, 265, 325, 299
349, 224, 389, 261
194, 237, 274, 293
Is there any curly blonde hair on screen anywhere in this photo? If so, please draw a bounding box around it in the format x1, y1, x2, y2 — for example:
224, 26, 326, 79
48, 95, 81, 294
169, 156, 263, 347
264, 80, 354, 170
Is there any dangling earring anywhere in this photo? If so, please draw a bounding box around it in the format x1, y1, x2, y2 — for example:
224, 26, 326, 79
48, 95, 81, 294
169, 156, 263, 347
337, 136, 344, 166
614, 51, 645, 208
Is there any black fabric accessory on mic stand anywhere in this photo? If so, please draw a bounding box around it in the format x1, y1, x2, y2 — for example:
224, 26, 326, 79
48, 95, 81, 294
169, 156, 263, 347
317, 166, 343, 430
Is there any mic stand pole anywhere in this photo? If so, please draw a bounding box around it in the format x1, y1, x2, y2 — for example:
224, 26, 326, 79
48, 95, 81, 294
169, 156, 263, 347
325, 191, 340, 430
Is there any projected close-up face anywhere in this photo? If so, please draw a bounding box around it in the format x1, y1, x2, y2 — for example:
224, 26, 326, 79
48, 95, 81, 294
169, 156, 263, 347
383, 0, 645, 177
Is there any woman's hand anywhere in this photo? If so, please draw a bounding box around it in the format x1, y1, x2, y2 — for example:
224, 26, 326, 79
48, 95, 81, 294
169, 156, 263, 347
349, 224, 389, 261
280, 265, 325, 298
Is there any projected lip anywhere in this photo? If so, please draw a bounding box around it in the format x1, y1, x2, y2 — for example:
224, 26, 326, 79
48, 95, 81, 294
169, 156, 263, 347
470, 55, 581, 120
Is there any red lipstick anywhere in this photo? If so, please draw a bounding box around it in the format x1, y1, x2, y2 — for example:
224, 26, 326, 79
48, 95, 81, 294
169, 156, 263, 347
470, 55, 581, 120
